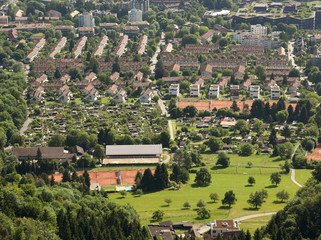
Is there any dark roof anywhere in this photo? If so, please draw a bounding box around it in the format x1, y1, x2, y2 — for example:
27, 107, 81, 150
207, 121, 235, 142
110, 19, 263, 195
147, 225, 176, 240
12, 147, 74, 160
106, 144, 162, 156
159, 221, 173, 227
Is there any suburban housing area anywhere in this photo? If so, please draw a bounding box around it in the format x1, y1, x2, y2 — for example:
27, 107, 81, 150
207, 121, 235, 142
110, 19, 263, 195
0, 0, 321, 239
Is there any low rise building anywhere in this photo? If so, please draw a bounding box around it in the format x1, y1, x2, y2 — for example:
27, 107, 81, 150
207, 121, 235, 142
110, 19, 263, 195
209, 84, 220, 98
250, 85, 260, 99
140, 88, 154, 103
271, 84, 281, 100
79, 27, 94, 37
210, 219, 240, 238
169, 84, 179, 97
190, 84, 200, 97
230, 85, 240, 99
114, 88, 127, 103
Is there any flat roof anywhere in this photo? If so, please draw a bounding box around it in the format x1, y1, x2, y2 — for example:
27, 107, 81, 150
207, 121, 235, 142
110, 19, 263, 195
106, 144, 162, 156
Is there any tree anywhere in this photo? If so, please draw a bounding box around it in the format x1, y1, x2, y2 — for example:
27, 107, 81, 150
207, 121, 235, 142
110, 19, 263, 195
164, 198, 172, 206
222, 190, 237, 208
289, 68, 300, 77
48, 134, 65, 147
230, 100, 240, 112
183, 105, 198, 117
120, 191, 127, 198
194, 168, 211, 187
210, 193, 219, 203
197, 207, 211, 219
239, 143, 253, 156
83, 170, 90, 190
93, 144, 105, 161
206, 137, 222, 152
183, 201, 191, 209
182, 34, 198, 46
312, 162, 321, 182
159, 131, 170, 148
89, 56, 100, 73
276, 190, 290, 202
141, 168, 155, 192
154, 163, 169, 190
152, 210, 164, 222
36, 148, 42, 162
216, 152, 230, 168
112, 62, 120, 73
270, 172, 281, 186
219, 37, 228, 48
197, 199, 206, 208
277, 142, 293, 159
269, 128, 277, 147
282, 125, 291, 139
248, 176, 256, 186
247, 191, 265, 209
276, 110, 289, 122
62, 169, 70, 182
282, 160, 291, 174
255, 65, 267, 80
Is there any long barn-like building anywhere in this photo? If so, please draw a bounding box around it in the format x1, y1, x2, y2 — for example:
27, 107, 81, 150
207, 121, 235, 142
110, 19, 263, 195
104, 144, 162, 164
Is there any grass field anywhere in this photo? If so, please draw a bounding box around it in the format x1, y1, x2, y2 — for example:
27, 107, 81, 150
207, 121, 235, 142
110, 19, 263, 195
239, 215, 273, 233
109, 166, 299, 228
202, 154, 285, 167
294, 169, 313, 186
307, 1, 321, 6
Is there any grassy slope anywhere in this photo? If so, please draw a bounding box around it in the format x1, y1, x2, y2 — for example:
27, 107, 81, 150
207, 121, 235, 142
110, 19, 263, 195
109, 166, 299, 226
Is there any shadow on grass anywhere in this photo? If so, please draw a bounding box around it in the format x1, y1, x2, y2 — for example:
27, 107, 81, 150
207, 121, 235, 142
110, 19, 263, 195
161, 205, 170, 208
272, 157, 283, 162
243, 207, 260, 211
273, 200, 285, 204
207, 201, 216, 204
181, 207, 190, 210
191, 183, 211, 188
265, 185, 277, 188
211, 165, 224, 171
245, 184, 254, 187
218, 206, 231, 209
116, 197, 125, 199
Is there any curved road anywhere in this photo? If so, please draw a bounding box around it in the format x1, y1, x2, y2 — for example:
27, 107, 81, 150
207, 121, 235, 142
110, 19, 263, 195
291, 169, 303, 188
234, 212, 277, 222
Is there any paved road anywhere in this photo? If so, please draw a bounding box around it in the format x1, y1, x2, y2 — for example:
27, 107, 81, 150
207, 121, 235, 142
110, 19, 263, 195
234, 212, 277, 222
20, 117, 32, 136
168, 119, 174, 140
291, 169, 303, 188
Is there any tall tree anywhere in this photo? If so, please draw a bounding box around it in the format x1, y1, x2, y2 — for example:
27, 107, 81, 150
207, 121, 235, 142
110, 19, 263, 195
222, 190, 237, 208
194, 168, 211, 187
141, 168, 155, 192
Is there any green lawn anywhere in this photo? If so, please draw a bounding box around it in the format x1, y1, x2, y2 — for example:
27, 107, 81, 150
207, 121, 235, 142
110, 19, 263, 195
171, 120, 177, 138
202, 154, 285, 168
307, 1, 321, 6
294, 169, 313, 186
239, 215, 273, 233
100, 97, 110, 104
109, 166, 299, 227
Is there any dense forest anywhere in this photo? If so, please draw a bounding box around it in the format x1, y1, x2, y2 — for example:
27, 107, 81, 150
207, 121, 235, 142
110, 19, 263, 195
0, 70, 27, 149
0, 170, 149, 239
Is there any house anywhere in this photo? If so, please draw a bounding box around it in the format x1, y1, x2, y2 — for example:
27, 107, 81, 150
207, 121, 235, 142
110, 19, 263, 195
264, 80, 276, 91
240, 78, 252, 90
0, 15, 8, 24
288, 81, 300, 93
201, 30, 216, 43
12, 147, 74, 163
140, 89, 154, 103
85, 87, 99, 102
271, 84, 281, 100
104, 144, 162, 164
32, 86, 44, 102
230, 85, 240, 99
57, 85, 73, 103
218, 76, 230, 89
35, 74, 48, 84
195, 78, 204, 87
124, 26, 140, 36
83, 84, 95, 95
59, 74, 71, 83
93, 35, 108, 56
210, 220, 240, 238
220, 118, 237, 128
147, 225, 176, 240
133, 71, 143, 81
106, 84, 118, 96
209, 84, 220, 98
114, 88, 127, 103
234, 65, 245, 80
250, 85, 260, 99
48, 10, 62, 17
169, 84, 179, 97
110, 72, 120, 82
84, 72, 97, 82
190, 84, 200, 97
8, 29, 18, 40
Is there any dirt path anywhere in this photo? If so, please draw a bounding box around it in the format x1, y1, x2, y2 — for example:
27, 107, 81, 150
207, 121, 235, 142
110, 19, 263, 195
291, 169, 303, 188
234, 212, 277, 222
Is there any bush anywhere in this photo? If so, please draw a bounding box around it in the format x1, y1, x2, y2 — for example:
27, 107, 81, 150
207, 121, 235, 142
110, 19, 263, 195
239, 143, 253, 156
216, 152, 230, 168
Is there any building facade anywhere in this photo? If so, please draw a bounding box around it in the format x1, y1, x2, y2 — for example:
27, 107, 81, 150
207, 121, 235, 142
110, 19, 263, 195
79, 12, 95, 27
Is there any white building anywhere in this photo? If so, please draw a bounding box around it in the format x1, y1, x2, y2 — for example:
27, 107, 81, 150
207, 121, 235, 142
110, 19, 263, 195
128, 8, 142, 22
250, 85, 260, 99
209, 84, 220, 98
79, 12, 95, 27
210, 220, 240, 238
251, 24, 267, 37
169, 84, 179, 97
140, 89, 154, 103
271, 84, 281, 100
190, 84, 200, 97
114, 88, 127, 103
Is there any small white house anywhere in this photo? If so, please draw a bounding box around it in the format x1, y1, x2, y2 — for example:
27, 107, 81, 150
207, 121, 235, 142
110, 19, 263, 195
210, 219, 240, 238
250, 85, 260, 99
209, 84, 220, 98
169, 84, 180, 97
190, 84, 200, 97
271, 84, 280, 100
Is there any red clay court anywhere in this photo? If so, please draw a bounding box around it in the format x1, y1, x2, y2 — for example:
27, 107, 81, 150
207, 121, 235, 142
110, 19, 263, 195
307, 143, 321, 162
177, 100, 297, 111
53, 169, 155, 186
